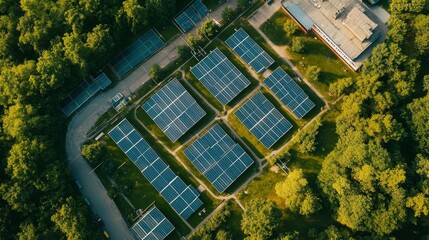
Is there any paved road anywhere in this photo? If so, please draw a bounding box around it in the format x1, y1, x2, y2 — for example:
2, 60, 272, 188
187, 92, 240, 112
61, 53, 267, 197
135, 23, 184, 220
65, 2, 237, 240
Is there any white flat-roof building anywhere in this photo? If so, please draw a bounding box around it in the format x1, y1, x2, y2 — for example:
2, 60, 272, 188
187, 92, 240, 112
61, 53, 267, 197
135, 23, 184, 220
282, 0, 387, 71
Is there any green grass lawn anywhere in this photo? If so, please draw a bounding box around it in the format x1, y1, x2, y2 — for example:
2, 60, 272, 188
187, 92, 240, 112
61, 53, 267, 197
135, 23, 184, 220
260, 10, 358, 102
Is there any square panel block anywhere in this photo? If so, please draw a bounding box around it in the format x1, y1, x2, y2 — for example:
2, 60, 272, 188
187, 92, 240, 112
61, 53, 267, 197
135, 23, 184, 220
225, 28, 274, 73
190, 48, 251, 105
264, 67, 315, 118
142, 78, 206, 142
184, 124, 254, 193
234, 92, 293, 148
131, 206, 175, 240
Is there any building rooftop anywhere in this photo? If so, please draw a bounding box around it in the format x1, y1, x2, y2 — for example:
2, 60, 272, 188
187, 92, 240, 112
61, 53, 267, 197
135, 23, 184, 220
343, 6, 378, 42
282, 0, 386, 70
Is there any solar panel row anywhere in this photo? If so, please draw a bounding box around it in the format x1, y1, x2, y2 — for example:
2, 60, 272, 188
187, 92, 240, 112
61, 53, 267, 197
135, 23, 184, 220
264, 67, 315, 118
94, 72, 111, 90
142, 79, 206, 142
132, 206, 175, 240
108, 119, 203, 219
225, 28, 274, 73
183, 124, 254, 193
174, 0, 209, 32
235, 92, 293, 148
111, 29, 164, 78
60, 73, 112, 117
191, 48, 251, 105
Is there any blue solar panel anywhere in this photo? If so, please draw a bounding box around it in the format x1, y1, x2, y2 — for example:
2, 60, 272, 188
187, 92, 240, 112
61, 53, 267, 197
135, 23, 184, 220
235, 92, 293, 148
108, 119, 203, 219
225, 28, 274, 73
142, 79, 206, 142
111, 29, 164, 78
190, 48, 251, 105
60, 76, 106, 117
264, 67, 315, 118
192, 0, 209, 18
174, 0, 208, 32
131, 206, 175, 240
184, 124, 254, 193
175, 12, 194, 32
94, 72, 111, 90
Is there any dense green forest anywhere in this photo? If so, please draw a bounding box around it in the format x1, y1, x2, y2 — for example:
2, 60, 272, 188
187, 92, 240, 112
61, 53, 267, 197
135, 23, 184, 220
1, 0, 429, 239
0, 0, 176, 239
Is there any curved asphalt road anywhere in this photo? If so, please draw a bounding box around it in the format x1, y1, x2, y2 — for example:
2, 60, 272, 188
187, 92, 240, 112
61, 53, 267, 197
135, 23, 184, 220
65, 2, 237, 239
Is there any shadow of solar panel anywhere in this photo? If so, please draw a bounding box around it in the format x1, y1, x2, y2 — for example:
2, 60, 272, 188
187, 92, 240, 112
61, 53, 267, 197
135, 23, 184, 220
184, 124, 254, 193
131, 206, 175, 240
225, 28, 274, 73
108, 119, 203, 219
190, 48, 251, 105
142, 79, 206, 142
235, 92, 293, 148
111, 30, 164, 78
264, 67, 315, 119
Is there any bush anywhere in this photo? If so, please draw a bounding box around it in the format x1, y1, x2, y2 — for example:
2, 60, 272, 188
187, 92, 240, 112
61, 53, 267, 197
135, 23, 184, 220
328, 77, 353, 98
149, 64, 162, 82
283, 19, 298, 36
290, 37, 305, 53
187, 34, 203, 51
295, 118, 322, 154
306, 65, 321, 81
81, 141, 106, 166
198, 19, 219, 39
177, 45, 192, 60
221, 7, 236, 25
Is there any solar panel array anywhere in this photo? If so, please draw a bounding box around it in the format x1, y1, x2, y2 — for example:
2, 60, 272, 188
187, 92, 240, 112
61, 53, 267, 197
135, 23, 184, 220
175, 0, 209, 32
191, 48, 251, 105
132, 206, 175, 240
108, 119, 203, 219
94, 72, 111, 90
142, 79, 206, 142
111, 29, 164, 78
184, 124, 254, 193
60, 74, 112, 117
225, 28, 274, 73
235, 92, 293, 148
264, 67, 315, 118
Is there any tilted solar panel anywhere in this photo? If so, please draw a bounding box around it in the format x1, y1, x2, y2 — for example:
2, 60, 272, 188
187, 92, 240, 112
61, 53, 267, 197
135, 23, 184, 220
235, 92, 293, 148
60, 76, 103, 117
94, 72, 111, 90
184, 124, 254, 193
108, 119, 203, 219
131, 206, 175, 240
174, 0, 209, 32
142, 79, 206, 142
225, 28, 274, 73
264, 67, 315, 118
190, 48, 251, 105
111, 29, 164, 78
